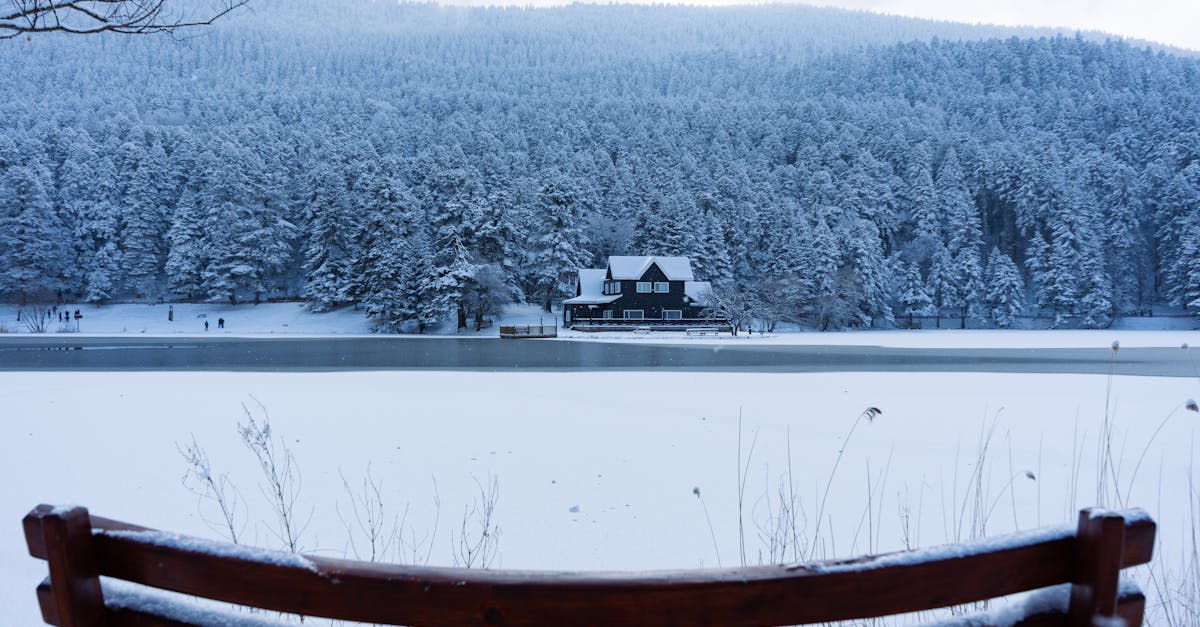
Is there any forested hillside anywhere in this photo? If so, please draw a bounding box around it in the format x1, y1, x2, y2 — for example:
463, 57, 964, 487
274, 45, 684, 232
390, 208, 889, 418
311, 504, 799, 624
2, 2, 1198, 330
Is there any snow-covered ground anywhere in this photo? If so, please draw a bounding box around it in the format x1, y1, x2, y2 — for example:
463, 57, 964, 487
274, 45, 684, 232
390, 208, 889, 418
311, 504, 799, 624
2, 370, 1195, 624
557, 327, 1200, 348
3, 301, 1200, 349
0, 302, 562, 337
0, 302, 376, 336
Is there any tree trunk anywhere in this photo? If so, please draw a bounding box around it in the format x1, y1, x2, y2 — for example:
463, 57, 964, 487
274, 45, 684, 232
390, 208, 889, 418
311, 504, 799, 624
457, 305, 467, 330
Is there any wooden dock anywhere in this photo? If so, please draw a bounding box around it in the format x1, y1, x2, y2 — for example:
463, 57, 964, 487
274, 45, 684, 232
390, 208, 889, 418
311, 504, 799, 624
499, 324, 558, 339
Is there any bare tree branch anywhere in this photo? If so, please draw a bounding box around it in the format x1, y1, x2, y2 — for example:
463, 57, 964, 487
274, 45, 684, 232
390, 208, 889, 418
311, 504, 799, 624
1, 0, 248, 39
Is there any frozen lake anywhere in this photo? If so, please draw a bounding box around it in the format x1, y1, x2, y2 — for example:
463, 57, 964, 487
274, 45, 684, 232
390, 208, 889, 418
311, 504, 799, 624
0, 335, 1197, 376
3, 369, 1194, 625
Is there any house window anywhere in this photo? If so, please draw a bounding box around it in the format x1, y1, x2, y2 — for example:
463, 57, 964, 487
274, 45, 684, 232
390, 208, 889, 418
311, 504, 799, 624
624, 310, 644, 320
654, 282, 670, 293
602, 310, 613, 319
636, 282, 652, 293
604, 281, 621, 295
663, 310, 682, 320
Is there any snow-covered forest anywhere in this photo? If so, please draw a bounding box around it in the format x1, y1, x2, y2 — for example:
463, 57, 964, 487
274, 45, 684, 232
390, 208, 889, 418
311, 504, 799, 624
2, 1, 1199, 330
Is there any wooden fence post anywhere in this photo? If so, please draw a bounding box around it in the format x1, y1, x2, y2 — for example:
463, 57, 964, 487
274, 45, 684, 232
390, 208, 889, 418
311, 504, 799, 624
37, 506, 107, 627
1068, 508, 1125, 627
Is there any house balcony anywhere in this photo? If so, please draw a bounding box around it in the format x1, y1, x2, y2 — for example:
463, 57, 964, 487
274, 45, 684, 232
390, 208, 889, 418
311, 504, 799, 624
569, 317, 731, 332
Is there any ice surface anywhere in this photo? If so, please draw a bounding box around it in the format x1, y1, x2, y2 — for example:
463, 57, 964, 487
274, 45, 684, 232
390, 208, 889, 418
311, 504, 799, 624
3, 370, 1186, 625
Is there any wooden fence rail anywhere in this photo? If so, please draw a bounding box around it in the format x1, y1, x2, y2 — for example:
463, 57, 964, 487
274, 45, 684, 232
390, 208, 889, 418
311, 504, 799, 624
24, 504, 1154, 626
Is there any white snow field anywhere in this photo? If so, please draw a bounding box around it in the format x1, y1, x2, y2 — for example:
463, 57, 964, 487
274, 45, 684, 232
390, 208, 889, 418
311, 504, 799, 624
3, 301, 1200, 349
2, 370, 1196, 624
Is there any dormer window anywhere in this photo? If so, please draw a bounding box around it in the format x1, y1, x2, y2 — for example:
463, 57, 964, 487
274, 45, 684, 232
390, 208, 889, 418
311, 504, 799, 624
603, 281, 621, 295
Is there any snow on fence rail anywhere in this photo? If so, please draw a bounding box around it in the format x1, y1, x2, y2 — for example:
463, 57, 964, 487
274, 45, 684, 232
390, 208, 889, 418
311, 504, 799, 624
23, 504, 1154, 626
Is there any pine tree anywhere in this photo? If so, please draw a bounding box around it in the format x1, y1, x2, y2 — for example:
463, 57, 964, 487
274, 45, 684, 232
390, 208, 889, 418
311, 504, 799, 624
896, 260, 933, 328
198, 145, 297, 304
983, 247, 1024, 328
302, 164, 358, 311
165, 191, 206, 299
530, 176, 591, 311
1023, 232, 1051, 312
122, 142, 171, 299
430, 231, 477, 330
842, 217, 893, 327
926, 244, 956, 329
0, 164, 69, 301
938, 148, 983, 328
473, 188, 524, 301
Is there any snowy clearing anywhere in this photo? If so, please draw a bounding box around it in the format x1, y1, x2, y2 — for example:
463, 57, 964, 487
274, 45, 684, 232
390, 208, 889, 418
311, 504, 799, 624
4, 302, 1200, 350
1, 370, 1195, 624
557, 327, 1200, 349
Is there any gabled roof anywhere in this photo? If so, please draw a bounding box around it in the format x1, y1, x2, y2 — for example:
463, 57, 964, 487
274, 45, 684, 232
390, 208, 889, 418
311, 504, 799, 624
684, 281, 713, 304
607, 256, 695, 281
563, 268, 622, 305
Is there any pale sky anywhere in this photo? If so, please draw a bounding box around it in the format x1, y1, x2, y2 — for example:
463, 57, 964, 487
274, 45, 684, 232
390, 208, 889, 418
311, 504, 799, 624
440, 0, 1199, 52
797, 0, 1199, 51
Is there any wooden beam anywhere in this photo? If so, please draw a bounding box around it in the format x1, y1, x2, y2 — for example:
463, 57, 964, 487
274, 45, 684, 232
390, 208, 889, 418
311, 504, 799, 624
83, 523, 1102, 626
1068, 508, 1126, 626
22, 505, 1156, 627
37, 506, 106, 627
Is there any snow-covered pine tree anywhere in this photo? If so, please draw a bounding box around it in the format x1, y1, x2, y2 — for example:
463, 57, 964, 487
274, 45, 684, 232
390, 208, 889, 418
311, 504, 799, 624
430, 230, 477, 330
530, 176, 592, 312
905, 146, 940, 243
629, 196, 672, 256
347, 168, 432, 331
164, 190, 206, 299
302, 164, 358, 311
79, 202, 123, 304
926, 244, 956, 329
696, 208, 733, 283
841, 216, 893, 327
1096, 156, 1148, 313
56, 131, 112, 299
937, 147, 983, 328
429, 192, 481, 330
198, 144, 298, 304
474, 188, 524, 301
896, 260, 933, 328
1077, 252, 1114, 329
0, 163, 69, 302
1158, 163, 1200, 309
1041, 177, 1112, 328
983, 247, 1024, 328
801, 205, 841, 326
121, 141, 171, 299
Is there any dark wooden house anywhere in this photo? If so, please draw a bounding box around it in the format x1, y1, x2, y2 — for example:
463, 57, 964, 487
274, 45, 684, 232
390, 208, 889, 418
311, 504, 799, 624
563, 256, 723, 329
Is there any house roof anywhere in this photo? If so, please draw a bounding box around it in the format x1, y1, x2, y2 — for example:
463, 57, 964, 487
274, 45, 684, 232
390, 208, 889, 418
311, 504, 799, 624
684, 281, 713, 304
563, 268, 622, 305
607, 256, 695, 281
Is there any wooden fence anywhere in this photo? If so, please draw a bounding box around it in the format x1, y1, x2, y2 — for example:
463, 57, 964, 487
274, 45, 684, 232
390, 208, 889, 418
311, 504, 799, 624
24, 504, 1154, 626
